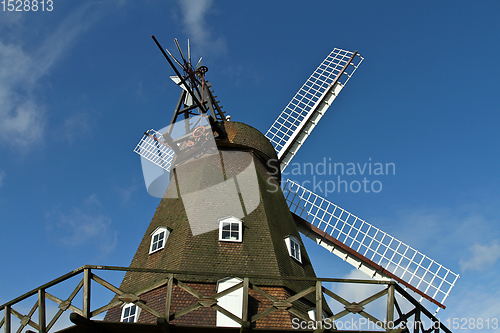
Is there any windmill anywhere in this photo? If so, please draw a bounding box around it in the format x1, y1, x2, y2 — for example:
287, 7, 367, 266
125, 36, 459, 330
0, 37, 460, 333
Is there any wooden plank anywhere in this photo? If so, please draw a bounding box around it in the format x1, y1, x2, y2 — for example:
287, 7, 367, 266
136, 277, 171, 297
175, 280, 204, 299
250, 284, 278, 303
358, 288, 388, 307
322, 287, 350, 307
331, 309, 350, 321
287, 307, 311, 323
387, 284, 395, 331
164, 274, 173, 322
10, 307, 39, 332
316, 281, 322, 323
0, 268, 84, 310
46, 309, 64, 332
135, 301, 163, 319
212, 304, 243, 325
242, 278, 249, 324
4, 305, 11, 333
359, 311, 385, 330
171, 303, 201, 321
91, 300, 122, 318
212, 281, 243, 300
78, 264, 390, 284
91, 274, 123, 295
250, 306, 276, 323
285, 286, 315, 303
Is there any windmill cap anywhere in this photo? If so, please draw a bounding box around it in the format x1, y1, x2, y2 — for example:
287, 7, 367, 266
216, 121, 280, 181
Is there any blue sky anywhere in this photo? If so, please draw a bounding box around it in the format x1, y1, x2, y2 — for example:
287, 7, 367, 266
1, 0, 500, 331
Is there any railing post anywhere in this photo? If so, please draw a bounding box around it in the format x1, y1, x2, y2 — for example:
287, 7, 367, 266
4, 305, 11, 333
164, 273, 173, 322
38, 289, 46, 333
83, 268, 91, 319
242, 277, 249, 328
315, 280, 322, 323
386, 284, 394, 332
415, 306, 421, 333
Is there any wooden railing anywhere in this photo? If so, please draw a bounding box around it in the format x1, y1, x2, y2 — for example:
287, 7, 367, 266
0, 265, 452, 333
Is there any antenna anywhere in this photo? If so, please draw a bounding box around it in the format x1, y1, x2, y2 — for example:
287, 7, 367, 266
283, 180, 460, 310
134, 37, 227, 175
265, 48, 363, 171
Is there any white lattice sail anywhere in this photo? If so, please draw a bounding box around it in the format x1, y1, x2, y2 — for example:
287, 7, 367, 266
133, 129, 175, 172
265, 49, 363, 171
283, 180, 459, 309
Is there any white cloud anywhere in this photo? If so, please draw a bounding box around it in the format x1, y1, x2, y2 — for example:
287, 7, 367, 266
177, 0, 226, 56
0, 170, 5, 187
0, 3, 99, 149
459, 240, 500, 272
46, 194, 118, 257
441, 284, 500, 330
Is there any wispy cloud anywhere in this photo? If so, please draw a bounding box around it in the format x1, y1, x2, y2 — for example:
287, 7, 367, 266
0, 3, 99, 149
46, 194, 118, 257
177, 0, 226, 56
459, 240, 500, 272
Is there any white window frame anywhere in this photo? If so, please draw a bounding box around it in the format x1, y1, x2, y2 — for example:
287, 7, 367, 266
218, 216, 243, 242
284, 236, 302, 263
149, 226, 170, 254
120, 303, 141, 323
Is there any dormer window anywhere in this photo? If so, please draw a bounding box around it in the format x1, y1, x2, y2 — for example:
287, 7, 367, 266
149, 227, 170, 254
219, 216, 243, 242
121, 303, 141, 323
284, 236, 302, 263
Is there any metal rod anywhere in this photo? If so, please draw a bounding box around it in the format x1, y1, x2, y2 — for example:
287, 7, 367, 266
174, 38, 188, 66
151, 35, 204, 113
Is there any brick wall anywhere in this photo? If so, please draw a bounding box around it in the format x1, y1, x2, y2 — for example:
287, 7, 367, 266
104, 282, 311, 329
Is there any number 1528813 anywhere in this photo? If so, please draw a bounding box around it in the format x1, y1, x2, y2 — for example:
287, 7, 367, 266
2, 0, 53, 11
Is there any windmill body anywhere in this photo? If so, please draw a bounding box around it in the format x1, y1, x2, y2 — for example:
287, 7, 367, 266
106, 119, 323, 328
0, 37, 458, 333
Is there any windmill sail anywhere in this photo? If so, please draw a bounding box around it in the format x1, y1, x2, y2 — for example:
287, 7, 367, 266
265, 48, 363, 171
134, 129, 175, 171
283, 180, 459, 309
